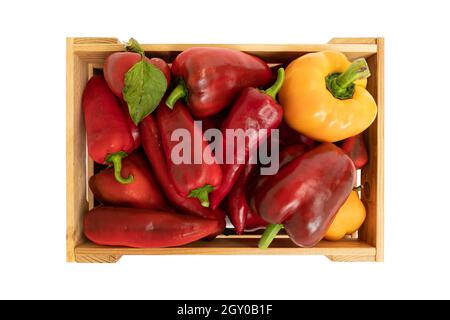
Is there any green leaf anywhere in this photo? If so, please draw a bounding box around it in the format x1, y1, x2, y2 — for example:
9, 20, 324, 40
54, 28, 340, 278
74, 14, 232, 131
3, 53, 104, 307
123, 60, 167, 125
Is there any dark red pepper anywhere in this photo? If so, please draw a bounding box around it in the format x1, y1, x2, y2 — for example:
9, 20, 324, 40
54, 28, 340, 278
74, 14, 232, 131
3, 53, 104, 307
140, 114, 226, 231
166, 47, 272, 117
84, 206, 222, 248
89, 152, 167, 210
104, 39, 171, 100
121, 100, 141, 149
253, 143, 356, 248
156, 101, 222, 207
278, 121, 317, 149
209, 69, 285, 209
82, 75, 135, 184
337, 133, 368, 169
229, 143, 310, 234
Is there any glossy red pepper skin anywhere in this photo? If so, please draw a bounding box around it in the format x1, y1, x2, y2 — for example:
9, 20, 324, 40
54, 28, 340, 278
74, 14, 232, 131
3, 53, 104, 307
82, 76, 135, 184
169, 47, 272, 117
338, 133, 368, 169
278, 121, 317, 149
104, 52, 171, 100
84, 206, 222, 248
156, 101, 222, 206
210, 87, 283, 209
89, 152, 167, 210
240, 143, 310, 233
121, 100, 141, 149
254, 143, 356, 247
140, 114, 226, 231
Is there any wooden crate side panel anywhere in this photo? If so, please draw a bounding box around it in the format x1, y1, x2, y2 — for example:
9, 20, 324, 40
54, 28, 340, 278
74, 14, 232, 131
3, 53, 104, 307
68, 38, 382, 262
66, 39, 90, 261
360, 39, 384, 262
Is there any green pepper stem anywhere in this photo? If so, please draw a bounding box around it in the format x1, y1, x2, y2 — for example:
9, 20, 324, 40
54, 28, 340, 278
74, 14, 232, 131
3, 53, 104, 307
337, 58, 371, 88
325, 58, 371, 100
188, 184, 214, 207
258, 223, 283, 249
166, 83, 188, 109
105, 151, 133, 184
125, 38, 145, 56
264, 68, 285, 100
353, 185, 363, 192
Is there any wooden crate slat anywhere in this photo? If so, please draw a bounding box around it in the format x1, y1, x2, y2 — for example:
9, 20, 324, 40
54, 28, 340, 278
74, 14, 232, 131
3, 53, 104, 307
75, 239, 375, 256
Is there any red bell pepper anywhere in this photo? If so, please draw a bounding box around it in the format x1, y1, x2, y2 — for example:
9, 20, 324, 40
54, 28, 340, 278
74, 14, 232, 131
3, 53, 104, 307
253, 143, 356, 248
338, 133, 368, 169
82, 75, 135, 184
140, 114, 226, 231
209, 69, 284, 209
84, 206, 222, 248
104, 38, 171, 100
89, 152, 167, 210
229, 143, 310, 234
166, 47, 272, 117
156, 101, 222, 207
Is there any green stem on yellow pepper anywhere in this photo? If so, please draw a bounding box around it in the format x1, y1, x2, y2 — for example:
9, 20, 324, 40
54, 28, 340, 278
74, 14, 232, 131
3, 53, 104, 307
326, 58, 370, 100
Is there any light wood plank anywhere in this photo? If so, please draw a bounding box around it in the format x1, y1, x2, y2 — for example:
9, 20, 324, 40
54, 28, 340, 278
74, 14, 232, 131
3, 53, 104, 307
359, 39, 384, 262
66, 38, 89, 262
329, 38, 377, 44
73, 43, 377, 64
327, 255, 375, 262
75, 239, 375, 256
75, 254, 122, 263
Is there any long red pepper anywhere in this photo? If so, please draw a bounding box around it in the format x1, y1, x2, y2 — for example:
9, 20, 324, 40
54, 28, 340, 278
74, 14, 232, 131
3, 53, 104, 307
209, 69, 285, 209
337, 133, 368, 169
82, 75, 136, 184
84, 206, 222, 248
166, 47, 272, 117
156, 101, 222, 207
229, 143, 310, 234
140, 114, 226, 231
89, 152, 167, 210
254, 143, 356, 248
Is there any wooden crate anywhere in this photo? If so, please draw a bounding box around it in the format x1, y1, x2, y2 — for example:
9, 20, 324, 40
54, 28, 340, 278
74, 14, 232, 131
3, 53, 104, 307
66, 37, 384, 263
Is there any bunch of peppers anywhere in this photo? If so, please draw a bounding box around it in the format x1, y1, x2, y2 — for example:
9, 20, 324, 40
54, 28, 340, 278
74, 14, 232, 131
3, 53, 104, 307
81, 38, 376, 249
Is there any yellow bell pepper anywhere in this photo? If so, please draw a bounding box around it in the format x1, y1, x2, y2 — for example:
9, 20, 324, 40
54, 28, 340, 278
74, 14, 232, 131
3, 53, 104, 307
325, 191, 366, 241
279, 51, 377, 142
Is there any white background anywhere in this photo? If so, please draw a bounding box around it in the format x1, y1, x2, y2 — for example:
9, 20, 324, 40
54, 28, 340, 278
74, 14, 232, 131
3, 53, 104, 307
0, 0, 449, 299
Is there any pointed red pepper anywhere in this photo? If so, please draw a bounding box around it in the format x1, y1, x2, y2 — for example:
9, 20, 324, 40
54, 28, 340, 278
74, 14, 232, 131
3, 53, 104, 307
338, 133, 369, 169
156, 101, 222, 207
209, 69, 284, 209
139, 114, 226, 232
166, 47, 272, 117
89, 152, 167, 210
254, 143, 356, 248
82, 75, 136, 184
84, 206, 223, 248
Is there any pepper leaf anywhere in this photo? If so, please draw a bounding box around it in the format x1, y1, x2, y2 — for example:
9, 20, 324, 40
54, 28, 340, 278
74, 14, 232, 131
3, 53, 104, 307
123, 60, 167, 125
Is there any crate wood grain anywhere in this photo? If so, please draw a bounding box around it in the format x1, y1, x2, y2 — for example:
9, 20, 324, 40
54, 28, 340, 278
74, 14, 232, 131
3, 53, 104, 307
67, 37, 384, 263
